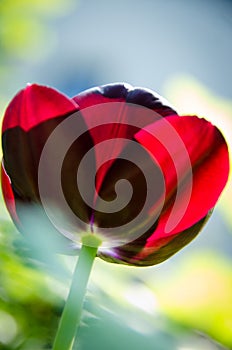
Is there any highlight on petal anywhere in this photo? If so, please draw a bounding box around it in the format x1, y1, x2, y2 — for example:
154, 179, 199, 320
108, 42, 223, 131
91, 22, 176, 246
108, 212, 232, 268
2, 83, 79, 132
135, 115, 230, 238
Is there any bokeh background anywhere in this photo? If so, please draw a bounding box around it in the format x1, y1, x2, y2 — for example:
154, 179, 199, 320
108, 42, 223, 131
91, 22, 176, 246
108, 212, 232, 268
0, 0, 232, 349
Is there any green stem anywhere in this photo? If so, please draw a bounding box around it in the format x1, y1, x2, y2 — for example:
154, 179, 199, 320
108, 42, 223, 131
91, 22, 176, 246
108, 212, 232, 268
52, 244, 98, 350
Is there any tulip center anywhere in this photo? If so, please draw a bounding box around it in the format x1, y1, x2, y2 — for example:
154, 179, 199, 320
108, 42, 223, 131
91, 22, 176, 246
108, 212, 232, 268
81, 233, 102, 248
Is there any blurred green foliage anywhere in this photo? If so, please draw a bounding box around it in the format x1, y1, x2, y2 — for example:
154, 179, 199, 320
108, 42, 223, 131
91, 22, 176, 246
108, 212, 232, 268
0, 197, 61, 349
153, 253, 232, 347
0, 0, 76, 114
0, 0, 75, 60
1, 200, 229, 349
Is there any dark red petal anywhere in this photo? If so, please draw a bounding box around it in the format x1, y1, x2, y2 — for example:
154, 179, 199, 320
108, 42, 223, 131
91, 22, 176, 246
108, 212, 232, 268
93, 143, 164, 230
2, 84, 79, 133
135, 115, 229, 240
73, 83, 177, 194
73, 82, 177, 116
125, 87, 177, 117
98, 214, 210, 266
2, 83, 79, 199
72, 83, 128, 108
1, 161, 79, 254
2, 116, 94, 226
73, 84, 130, 193
2, 84, 92, 227
73, 83, 176, 117
1, 162, 19, 223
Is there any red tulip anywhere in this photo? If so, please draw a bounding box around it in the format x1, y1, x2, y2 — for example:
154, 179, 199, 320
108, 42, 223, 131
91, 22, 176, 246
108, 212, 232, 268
1, 83, 229, 266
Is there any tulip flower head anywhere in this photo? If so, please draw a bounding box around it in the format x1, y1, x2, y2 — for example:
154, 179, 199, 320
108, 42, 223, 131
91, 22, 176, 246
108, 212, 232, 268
1, 83, 230, 266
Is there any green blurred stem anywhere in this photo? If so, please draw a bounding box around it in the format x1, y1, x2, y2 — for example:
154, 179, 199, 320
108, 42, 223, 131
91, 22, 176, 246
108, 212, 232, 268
52, 244, 98, 350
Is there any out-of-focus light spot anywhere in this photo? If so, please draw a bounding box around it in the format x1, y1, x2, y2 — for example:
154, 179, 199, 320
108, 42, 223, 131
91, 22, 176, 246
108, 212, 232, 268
178, 338, 223, 350
125, 316, 154, 335
124, 284, 158, 314
156, 252, 232, 347
0, 310, 18, 344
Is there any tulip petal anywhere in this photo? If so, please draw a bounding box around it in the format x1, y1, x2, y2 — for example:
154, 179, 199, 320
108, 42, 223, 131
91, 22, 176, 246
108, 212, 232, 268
2, 83, 80, 202
2, 84, 93, 231
2, 84, 78, 200
93, 141, 164, 231
73, 82, 177, 116
98, 213, 210, 266
99, 115, 228, 266
2, 84, 79, 133
1, 162, 19, 224
73, 83, 177, 195
2, 159, 75, 255
72, 83, 128, 108
135, 115, 229, 239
